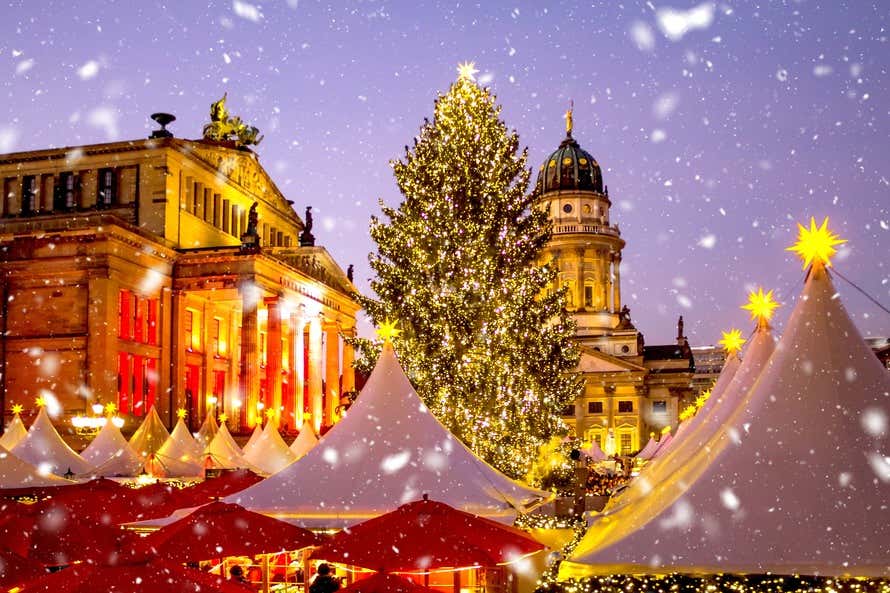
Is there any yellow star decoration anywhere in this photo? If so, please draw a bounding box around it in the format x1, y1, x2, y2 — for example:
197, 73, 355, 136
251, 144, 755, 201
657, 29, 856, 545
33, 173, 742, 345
456, 61, 478, 82
176, 408, 187, 419
786, 216, 846, 270
719, 328, 746, 355
35, 397, 46, 408
11, 404, 23, 415
104, 402, 117, 416
742, 287, 780, 324
376, 320, 401, 343
265, 408, 276, 419
218, 413, 228, 423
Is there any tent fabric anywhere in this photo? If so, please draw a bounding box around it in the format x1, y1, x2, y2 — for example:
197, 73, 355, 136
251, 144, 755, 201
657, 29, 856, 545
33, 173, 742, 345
204, 423, 260, 472
581, 440, 608, 462
128, 406, 170, 459
242, 421, 296, 475
226, 343, 552, 528
10, 408, 91, 476
647, 433, 672, 460
149, 419, 204, 478
240, 424, 263, 457
0, 547, 48, 588
289, 421, 319, 459
0, 413, 29, 451
0, 446, 72, 490
195, 413, 219, 448
339, 572, 436, 593
634, 436, 658, 461
80, 419, 144, 477
564, 263, 890, 577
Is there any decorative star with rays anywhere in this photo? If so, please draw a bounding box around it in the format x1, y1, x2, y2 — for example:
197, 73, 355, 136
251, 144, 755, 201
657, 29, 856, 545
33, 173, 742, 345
265, 408, 276, 419
456, 61, 478, 81
742, 287, 780, 324
376, 320, 401, 343
218, 413, 228, 423
104, 402, 117, 416
35, 396, 46, 408
718, 328, 746, 355
11, 404, 23, 415
176, 408, 187, 419
786, 216, 846, 270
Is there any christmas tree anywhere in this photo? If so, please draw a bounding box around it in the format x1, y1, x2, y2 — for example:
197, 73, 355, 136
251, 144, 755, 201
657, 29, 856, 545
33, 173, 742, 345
357, 63, 581, 479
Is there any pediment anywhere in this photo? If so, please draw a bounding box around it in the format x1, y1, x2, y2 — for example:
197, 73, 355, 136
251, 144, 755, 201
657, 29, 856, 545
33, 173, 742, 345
577, 346, 647, 373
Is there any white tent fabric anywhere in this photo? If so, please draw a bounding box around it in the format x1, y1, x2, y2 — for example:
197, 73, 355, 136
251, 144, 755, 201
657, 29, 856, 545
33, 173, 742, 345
581, 439, 608, 462
634, 435, 658, 460
243, 420, 296, 475
609, 323, 776, 513
11, 407, 91, 476
195, 413, 219, 448
0, 412, 28, 451
563, 263, 890, 577
0, 445, 73, 489
204, 422, 261, 472
289, 421, 319, 460
240, 424, 263, 457
80, 418, 144, 477
128, 405, 170, 459
226, 343, 552, 528
148, 418, 204, 478
647, 433, 672, 460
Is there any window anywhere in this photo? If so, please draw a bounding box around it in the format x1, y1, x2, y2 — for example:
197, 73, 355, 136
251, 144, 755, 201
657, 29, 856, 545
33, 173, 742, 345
618, 400, 633, 413
620, 433, 633, 455
212, 318, 227, 357
192, 182, 200, 215
584, 284, 594, 308
119, 291, 132, 339
588, 401, 604, 414
117, 352, 132, 414
55, 172, 77, 210
652, 400, 667, 413
147, 299, 158, 345
562, 203, 573, 214
185, 310, 199, 351
561, 404, 575, 417
97, 168, 116, 207
21, 176, 38, 215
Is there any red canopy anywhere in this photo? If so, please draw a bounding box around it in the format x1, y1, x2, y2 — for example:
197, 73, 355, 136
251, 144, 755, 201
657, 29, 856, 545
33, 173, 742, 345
340, 572, 436, 593
170, 469, 264, 507
139, 501, 318, 562
15, 558, 253, 593
0, 547, 48, 588
310, 497, 545, 572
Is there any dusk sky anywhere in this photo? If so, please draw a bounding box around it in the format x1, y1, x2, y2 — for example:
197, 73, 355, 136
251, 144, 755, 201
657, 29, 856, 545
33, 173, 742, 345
2, 1, 887, 345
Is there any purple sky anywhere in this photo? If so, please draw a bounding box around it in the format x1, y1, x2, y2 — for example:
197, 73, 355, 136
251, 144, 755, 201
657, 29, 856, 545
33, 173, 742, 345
2, 1, 888, 345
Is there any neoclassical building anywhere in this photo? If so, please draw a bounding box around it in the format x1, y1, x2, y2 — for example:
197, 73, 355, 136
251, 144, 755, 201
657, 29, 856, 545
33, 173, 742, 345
0, 114, 359, 436
535, 112, 695, 454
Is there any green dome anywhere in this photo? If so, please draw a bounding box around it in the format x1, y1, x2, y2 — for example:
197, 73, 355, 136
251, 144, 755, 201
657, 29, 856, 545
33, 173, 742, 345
536, 134, 604, 195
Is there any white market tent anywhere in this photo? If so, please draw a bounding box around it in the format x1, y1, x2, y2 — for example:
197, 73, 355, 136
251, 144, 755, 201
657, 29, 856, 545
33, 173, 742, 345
226, 342, 552, 528
128, 405, 171, 459
581, 439, 608, 462
195, 413, 219, 448
204, 422, 261, 472
148, 417, 204, 478
289, 421, 319, 460
243, 419, 297, 475
240, 424, 263, 458
0, 411, 28, 451
0, 445, 73, 490
647, 432, 672, 460
634, 434, 658, 461
11, 407, 91, 476
563, 263, 890, 577
80, 418, 144, 477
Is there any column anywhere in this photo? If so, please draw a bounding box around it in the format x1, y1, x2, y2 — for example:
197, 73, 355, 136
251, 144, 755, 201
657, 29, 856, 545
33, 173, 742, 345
265, 297, 282, 426
612, 256, 622, 312
575, 248, 585, 310
238, 286, 260, 430
159, 286, 174, 423
87, 275, 119, 407
307, 315, 323, 433
606, 254, 614, 313
324, 321, 340, 427
290, 314, 305, 428
341, 326, 356, 394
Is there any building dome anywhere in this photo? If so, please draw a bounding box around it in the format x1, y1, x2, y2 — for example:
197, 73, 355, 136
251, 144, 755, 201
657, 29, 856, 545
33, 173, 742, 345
536, 133, 604, 195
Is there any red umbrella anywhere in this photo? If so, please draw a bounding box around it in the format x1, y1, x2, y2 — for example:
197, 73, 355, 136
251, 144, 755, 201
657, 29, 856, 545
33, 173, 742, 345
15, 558, 253, 593
310, 497, 545, 572
139, 501, 318, 562
340, 572, 437, 593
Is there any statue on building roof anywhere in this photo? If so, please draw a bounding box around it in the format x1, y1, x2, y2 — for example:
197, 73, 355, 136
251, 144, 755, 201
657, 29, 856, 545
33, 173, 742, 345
299, 206, 316, 247
240, 202, 260, 253
246, 202, 259, 236
346, 264, 354, 283
203, 93, 264, 149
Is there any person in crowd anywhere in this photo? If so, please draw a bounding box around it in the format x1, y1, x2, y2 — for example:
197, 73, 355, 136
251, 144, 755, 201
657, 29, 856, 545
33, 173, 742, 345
309, 563, 341, 593
229, 565, 248, 584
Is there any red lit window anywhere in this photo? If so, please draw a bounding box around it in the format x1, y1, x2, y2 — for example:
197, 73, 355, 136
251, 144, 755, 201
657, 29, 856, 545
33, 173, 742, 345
147, 299, 158, 345
134, 297, 144, 343
144, 358, 158, 413
118, 291, 131, 339
117, 352, 131, 414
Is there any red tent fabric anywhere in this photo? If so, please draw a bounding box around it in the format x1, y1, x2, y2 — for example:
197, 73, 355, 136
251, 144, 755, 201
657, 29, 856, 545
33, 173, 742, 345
0, 547, 48, 588
16, 558, 253, 593
170, 469, 264, 507
310, 497, 545, 572
139, 501, 318, 562
340, 572, 436, 593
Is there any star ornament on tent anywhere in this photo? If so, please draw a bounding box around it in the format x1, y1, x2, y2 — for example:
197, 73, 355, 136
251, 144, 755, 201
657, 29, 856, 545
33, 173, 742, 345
176, 408, 188, 420
457, 61, 479, 82
786, 216, 846, 270
218, 413, 228, 423
265, 408, 276, 420
376, 320, 401, 344
35, 396, 46, 408
741, 287, 780, 324
11, 404, 23, 415
718, 328, 746, 355
104, 402, 117, 416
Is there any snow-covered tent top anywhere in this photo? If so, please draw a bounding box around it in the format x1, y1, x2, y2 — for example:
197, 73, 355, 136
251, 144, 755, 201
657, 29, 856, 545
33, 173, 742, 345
243, 419, 296, 475
128, 406, 170, 459
0, 411, 28, 451
240, 424, 263, 458
195, 413, 219, 449
149, 417, 204, 478
80, 418, 144, 477
634, 434, 658, 461
289, 422, 319, 460
11, 407, 91, 476
0, 445, 73, 489
226, 343, 552, 528
205, 422, 261, 473
563, 263, 890, 577
581, 439, 608, 462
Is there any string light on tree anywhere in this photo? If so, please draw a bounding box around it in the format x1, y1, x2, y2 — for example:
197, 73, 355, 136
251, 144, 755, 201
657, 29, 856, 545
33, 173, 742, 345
786, 216, 846, 270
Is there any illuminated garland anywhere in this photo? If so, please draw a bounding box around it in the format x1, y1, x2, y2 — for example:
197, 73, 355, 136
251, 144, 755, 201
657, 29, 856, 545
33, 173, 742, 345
535, 574, 889, 593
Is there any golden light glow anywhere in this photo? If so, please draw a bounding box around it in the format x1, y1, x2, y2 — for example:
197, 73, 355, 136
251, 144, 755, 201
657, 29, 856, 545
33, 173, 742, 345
786, 216, 846, 270
11, 404, 23, 415
265, 408, 276, 419
456, 61, 479, 81
176, 408, 187, 419
741, 287, 780, 324
218, 413, 228, 423
376, 320, 401, 343
104, 402, 117, 416
35, 396, 46, 408
718, 328, 746, 355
